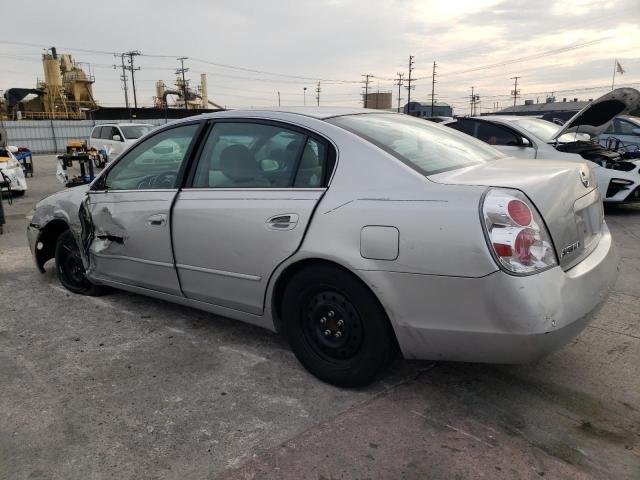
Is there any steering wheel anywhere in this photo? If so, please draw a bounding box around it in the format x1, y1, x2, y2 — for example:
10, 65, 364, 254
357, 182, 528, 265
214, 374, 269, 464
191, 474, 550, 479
136, 171, 178, 189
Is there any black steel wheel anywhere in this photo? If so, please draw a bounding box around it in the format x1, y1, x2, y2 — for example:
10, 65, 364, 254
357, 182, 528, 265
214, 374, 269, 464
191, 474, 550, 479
55, 230, 106, 296
282, 265, 397, 387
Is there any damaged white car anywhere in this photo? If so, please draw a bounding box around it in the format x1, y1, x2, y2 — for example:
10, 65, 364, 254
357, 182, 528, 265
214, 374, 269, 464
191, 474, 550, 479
445, 88, 640, 203
0, 146, 28, 196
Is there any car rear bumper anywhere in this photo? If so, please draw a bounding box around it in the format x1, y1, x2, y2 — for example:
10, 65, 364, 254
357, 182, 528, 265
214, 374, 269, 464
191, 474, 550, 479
358, 224, 619, 363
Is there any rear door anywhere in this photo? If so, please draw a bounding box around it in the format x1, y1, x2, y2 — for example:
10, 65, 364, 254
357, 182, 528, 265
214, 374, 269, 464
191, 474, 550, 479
172, 120, 333, 315
85, 122, 202, 294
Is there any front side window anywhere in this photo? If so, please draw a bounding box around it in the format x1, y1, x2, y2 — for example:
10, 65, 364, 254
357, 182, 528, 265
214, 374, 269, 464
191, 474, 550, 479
328, 113, 502, 176
192, 122, 325, 188
102, 123, 199, 190
616, 119, 638, 135
99, 126, 112, 140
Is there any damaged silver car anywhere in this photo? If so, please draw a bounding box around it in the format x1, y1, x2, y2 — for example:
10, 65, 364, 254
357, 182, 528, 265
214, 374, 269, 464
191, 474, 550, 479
28, 109, 619, 386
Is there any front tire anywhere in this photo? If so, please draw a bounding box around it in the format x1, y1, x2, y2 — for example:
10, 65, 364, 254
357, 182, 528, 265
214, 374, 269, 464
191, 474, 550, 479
55, 230, 106, 296
282, 265, 397, 387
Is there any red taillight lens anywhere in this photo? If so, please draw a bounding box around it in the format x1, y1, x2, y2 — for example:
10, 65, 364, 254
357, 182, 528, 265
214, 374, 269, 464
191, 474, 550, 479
481, 188, 557, 274
514, 228, 536, 265
494, 243, 513, 257
507, 199, 532, 226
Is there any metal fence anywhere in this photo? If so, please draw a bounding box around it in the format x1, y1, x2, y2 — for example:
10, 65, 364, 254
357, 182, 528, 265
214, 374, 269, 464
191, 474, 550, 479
0, 118, 170, 153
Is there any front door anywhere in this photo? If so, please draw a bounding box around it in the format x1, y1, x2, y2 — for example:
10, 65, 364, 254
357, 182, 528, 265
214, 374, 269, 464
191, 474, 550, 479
85, 122, 201, 294
172, 120, 332, 314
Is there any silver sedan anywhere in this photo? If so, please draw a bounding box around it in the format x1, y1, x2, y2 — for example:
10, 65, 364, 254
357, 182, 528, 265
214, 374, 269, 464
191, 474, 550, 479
27, 108, 619, 387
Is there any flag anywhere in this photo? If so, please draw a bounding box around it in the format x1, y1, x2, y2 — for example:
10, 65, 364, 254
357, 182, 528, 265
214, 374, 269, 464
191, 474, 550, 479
616, 60, 625, 75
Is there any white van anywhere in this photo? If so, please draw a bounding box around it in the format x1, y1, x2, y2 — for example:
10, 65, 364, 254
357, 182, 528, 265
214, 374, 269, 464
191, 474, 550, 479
89, 123, 154, 161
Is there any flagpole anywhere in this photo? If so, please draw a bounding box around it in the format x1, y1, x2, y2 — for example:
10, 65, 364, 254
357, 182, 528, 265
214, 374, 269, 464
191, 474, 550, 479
612, 59, 617, 90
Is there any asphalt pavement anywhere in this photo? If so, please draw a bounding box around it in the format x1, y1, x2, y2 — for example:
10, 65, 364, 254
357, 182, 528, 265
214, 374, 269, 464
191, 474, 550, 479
0, 155, 638, 479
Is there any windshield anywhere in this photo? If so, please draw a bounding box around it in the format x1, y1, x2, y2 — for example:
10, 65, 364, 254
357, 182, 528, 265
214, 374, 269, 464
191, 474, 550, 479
120, 125, 154, 139
509, 118, 591, 143
328, 113, 502, 176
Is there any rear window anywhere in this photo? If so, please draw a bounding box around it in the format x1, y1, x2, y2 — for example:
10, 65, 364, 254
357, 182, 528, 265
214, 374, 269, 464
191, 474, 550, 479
327, 113, 502, 176
120, 125, 153, 139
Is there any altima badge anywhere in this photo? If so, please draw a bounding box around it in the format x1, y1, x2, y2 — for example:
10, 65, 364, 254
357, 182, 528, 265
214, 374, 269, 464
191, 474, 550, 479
580, 170, 590, 188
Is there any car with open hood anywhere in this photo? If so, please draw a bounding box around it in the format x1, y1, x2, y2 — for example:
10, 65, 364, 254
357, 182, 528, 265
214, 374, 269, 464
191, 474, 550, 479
444, 88, 640, 203
27, 108, 619, 387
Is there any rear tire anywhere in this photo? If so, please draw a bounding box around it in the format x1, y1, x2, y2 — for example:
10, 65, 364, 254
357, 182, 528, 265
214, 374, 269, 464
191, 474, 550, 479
282, 265, 397, 387
55, 230, 107, 296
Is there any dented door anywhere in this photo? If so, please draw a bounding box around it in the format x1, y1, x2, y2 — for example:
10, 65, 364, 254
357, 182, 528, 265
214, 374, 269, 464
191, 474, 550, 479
83, 123, 201, 294
86, 189, 181, 294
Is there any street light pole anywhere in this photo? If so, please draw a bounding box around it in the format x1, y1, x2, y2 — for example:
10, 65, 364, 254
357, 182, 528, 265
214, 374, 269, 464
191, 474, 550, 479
303, 87, 307, 106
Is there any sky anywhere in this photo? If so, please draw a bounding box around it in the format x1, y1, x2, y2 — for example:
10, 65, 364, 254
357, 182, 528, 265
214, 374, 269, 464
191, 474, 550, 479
0, 0, 639, 115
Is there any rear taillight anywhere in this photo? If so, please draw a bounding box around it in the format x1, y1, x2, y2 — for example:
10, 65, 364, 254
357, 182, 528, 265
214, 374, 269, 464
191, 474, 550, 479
481, 188, 557, 275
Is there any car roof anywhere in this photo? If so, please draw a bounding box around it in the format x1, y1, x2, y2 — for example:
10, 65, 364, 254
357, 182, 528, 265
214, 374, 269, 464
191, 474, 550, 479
192, 107, 393, 121
94, 123, 153, 127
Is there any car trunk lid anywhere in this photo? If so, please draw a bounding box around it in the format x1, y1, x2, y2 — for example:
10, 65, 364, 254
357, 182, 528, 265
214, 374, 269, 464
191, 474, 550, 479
428, 157, 603, 270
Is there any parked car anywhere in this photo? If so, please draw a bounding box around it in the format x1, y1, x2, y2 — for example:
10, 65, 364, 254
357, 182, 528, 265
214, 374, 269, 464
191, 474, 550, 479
443, 88, 640, 203
28, 108, 618, 387
89, 123, 154, 161
597, 115, 640, 151
0, 146, 28, 196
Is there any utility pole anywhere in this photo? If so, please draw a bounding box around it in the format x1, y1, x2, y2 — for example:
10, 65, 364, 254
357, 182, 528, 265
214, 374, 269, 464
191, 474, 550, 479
114, 53, 131, 120
315, 81, 321, 106
277, 91, 281, 107
176, 57, 189, 110
406, 55, 415, 108
123, 51, 141, 111
394, 72, 404, 112
303, 87, 307, 106
430, 61, 437, 116
470, 86, 474, 116
510, 76, 521, 108
361, 74, 372, 108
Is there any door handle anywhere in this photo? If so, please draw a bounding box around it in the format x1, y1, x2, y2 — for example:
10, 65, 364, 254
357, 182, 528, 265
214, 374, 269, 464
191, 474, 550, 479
147, 213, 167, 226
266, 214, 299, 230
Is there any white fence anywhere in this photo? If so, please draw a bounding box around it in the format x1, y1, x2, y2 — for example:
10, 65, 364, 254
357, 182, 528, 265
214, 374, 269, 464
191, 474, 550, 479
1, 118, 171, 153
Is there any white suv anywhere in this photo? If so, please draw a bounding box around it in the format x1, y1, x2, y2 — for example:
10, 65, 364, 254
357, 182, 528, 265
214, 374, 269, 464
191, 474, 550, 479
89, 123, 154, 161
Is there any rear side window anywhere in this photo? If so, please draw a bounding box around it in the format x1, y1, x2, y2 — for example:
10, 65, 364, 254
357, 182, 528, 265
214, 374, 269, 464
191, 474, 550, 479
328, 113, 501, 176
191, 122, 329, 189
476, 122, 521, 146
91, 127, 101, 139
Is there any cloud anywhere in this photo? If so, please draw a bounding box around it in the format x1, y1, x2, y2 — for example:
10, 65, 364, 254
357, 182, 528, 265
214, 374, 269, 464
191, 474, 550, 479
0, 0, 638, 114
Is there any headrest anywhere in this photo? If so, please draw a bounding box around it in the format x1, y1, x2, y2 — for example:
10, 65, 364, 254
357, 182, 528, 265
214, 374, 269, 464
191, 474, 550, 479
220, 144, 259, 181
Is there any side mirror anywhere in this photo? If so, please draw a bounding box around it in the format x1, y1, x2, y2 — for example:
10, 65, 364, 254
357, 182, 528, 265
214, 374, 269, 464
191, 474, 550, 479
632, 128, 640, 136
112, 135, 122, 142
520, 137, 532, 147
